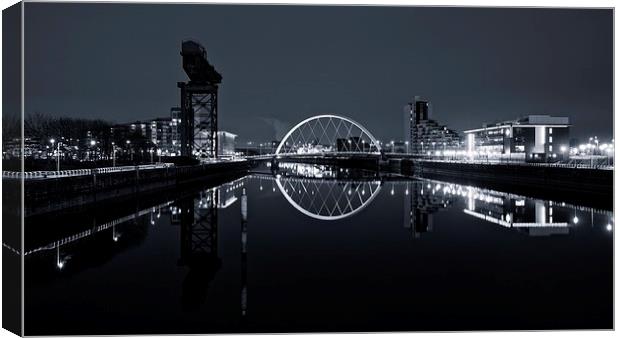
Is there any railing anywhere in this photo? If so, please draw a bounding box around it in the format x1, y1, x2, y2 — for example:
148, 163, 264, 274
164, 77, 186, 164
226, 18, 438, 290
415, 158, 614, 170
2, 163, 175, 180
243, 151, 382, 159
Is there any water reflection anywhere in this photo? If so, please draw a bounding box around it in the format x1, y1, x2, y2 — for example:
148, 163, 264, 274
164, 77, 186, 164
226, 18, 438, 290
25, 199, 176, 269
257, 163, 382, 221
24, 163, 613, 333
265, 163, 613, 237
26, 165, 613, 270
398, 178, 613, 238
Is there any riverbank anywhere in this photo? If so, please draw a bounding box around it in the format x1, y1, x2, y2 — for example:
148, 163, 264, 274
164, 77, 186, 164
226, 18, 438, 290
396, 159, 613, 210
7, 160, 252, 216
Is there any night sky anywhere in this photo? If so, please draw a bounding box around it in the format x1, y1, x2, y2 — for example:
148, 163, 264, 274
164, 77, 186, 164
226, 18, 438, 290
23, 3, 613, 142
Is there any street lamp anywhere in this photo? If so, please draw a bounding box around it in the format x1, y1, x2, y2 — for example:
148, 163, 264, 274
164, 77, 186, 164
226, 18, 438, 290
126, 140, 133, 161
112, 142, 117, 167
89, 139, 97, 161
594, 136, 599, 155
50, 138, 60, 172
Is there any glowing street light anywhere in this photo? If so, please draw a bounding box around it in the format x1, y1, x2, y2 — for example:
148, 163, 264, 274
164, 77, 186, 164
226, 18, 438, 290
111, 142, 117, 167
50, 138, 60, 172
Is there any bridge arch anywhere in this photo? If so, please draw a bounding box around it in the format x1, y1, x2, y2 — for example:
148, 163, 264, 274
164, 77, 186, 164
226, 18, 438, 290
275, 176, 382, 221
275, 115, 382, 155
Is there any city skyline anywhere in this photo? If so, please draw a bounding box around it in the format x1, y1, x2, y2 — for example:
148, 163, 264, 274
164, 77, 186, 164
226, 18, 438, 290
15, 4, 613, 142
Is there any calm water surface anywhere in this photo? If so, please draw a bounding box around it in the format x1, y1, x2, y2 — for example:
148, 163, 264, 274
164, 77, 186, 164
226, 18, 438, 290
24, 164, 613, 334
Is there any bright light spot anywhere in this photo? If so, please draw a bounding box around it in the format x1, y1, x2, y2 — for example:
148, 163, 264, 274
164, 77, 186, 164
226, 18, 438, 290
573, 216, 579, 224
606, 224, 613, 231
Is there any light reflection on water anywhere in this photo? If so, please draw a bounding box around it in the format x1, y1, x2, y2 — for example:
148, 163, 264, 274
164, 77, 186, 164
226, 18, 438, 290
24, 163, 613, 334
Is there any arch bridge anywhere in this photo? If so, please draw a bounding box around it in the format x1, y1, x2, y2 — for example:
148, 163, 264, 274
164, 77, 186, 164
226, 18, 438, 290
272, 115, 382, 159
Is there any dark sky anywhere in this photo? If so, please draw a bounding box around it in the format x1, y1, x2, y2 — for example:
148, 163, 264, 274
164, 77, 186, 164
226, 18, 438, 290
23, 3, 612, 142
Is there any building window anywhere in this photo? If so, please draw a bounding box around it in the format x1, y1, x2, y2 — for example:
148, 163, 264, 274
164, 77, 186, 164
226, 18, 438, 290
549, 136, 553, 143
549, 145, 553, 152
549, 128, 553, 134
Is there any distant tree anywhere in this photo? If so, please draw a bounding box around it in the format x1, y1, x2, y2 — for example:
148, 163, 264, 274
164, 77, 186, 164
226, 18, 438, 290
2, 113, 21, 141
24, 112, 114, 146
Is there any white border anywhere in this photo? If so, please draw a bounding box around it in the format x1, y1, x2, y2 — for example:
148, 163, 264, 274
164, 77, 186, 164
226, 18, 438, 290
0, 1, 616, 338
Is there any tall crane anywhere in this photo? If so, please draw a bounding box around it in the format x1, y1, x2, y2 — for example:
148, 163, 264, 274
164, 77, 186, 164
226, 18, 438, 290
178, 40, 222, 160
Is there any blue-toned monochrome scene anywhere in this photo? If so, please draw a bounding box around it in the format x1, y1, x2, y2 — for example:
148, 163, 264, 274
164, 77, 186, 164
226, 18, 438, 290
1, 2, 613, 335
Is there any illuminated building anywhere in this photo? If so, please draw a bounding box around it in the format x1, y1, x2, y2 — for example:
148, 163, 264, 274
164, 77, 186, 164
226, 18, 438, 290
404, 96, 463, 155
463, 115, 570, 162
217, 131, 237, 157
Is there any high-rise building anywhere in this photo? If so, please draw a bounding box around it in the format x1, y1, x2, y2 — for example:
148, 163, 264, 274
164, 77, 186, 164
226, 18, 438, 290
404, 97, 462, 155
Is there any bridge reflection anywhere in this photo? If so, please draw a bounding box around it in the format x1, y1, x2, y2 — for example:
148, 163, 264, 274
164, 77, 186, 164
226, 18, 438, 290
257, 162, 382, 221
23, 168, 612, 315
26, 172, 613, 268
